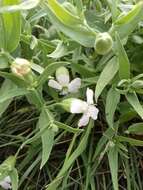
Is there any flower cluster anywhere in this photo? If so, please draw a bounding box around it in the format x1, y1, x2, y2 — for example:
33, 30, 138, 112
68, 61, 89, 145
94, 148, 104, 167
11, 59, 99, 127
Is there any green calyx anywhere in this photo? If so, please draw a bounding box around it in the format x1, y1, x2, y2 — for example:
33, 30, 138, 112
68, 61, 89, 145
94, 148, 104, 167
60, 98, 75, 112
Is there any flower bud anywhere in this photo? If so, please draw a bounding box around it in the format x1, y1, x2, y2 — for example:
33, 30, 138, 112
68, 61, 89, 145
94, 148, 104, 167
94, 32, 113, 55
11, 58, 31, 77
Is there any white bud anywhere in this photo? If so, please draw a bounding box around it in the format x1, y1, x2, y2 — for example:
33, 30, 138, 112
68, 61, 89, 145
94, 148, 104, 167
11, 58, 31, 77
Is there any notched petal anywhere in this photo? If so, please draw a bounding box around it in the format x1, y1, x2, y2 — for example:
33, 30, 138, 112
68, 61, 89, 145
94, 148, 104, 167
86, 88, 94, 105
68, 78, 81, 93
48, 79, 62, 90
78, 114, 90, 127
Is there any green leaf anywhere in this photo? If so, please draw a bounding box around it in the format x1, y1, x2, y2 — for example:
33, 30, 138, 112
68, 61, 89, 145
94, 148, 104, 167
72, 63, 96, 77
127, 123, 143, 135
92, 125, 118, 161
46, 0, 82, 26
48, 41, 68, 59
114, 2, 143, 38
108, 146, 119, 190
126, 92, 143, 119
0, 71, 29, 87
106, 87, 120, 128
107, 0, 118, 22
0, 87, 28, 103
44, 2, 96, 47
95, 57, 118, 101
0, 0, 40, 13
115, 32, 130, 79
59, 120, 93, 175
46, 120, 93, 190
0, 80, 16, 117
9, 168, 19, 190
117, 136, 143, 146
0, 0, 21, 52
38, 108, 55, 169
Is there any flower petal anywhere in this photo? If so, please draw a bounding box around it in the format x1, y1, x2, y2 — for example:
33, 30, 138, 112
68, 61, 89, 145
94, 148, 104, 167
88, 105, 99, 120
48, 79, 62, 90
86, 88, 94, 105
68, 78, 81, 93
78, 113, 90, 127
0, 176, 11, 190
56, 74, 70, 86
70, 99, 88, 113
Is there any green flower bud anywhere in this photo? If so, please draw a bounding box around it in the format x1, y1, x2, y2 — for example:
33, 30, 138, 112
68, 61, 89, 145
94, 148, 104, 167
94, 32, 113, 55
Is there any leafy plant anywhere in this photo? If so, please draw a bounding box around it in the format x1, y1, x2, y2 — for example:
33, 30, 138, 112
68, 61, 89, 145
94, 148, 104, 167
0, 0, 143, 190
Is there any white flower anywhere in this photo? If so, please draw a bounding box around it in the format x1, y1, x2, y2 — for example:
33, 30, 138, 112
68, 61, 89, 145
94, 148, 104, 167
0, 176, 11, 190
11, 58, 31, 77
48, 66, 81, 95
70, 88, 99, 127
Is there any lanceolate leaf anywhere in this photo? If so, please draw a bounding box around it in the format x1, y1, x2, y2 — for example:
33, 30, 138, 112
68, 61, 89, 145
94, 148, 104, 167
0, 0, 40, 13
43, 2, 96, 47
117, 136, 143, 146
113, 2, 143, 38
95, 57, 119, 101
106, 87, 120, 128
38, 107, 55, 169
46, 0, 82, 26
127, 123, 143, 135
0, 80, 16, 117
126, 92, 143, 119
0, 0, 21, 52
108, 146, 119, 190
115, 32, 130, 79
0, 87, 29, 103
46, 120, 93, 190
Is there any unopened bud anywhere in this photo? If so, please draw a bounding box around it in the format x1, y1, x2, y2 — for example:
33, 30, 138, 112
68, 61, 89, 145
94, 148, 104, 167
11, 58, 31, 77
94, 32, 113, 55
